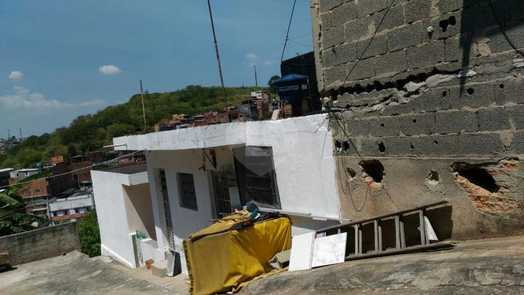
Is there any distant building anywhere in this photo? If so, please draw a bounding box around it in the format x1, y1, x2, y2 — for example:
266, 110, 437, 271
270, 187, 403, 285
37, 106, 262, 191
10, 168, 40, 182
49, 190, 95, 223
17, 178, 50, 216
0, 168, 14, 187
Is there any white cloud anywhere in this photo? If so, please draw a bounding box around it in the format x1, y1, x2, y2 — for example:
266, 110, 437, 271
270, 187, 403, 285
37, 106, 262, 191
245, 53, 258, 66
8, 71, 24, 81
98, 64, 122, 76
0, 86, 105, 110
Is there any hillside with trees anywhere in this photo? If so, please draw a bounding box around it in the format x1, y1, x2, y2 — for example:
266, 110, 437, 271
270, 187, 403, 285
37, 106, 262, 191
0, 85, 258, 169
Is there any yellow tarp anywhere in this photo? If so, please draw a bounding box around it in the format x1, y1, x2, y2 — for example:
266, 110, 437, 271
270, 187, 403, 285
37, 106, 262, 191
183, 211, 292, 295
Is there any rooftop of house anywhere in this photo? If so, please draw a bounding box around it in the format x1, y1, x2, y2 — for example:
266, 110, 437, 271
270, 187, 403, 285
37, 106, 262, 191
113, 113, 329, 152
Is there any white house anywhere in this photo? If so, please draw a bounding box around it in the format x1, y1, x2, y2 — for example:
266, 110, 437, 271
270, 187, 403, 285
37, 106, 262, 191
91, 165, 158, 268
95, 114, 342, 274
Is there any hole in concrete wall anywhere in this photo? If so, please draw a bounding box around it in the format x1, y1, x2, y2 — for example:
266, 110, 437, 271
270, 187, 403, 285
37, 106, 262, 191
335, 140, 342, 149
342, 141, 351, 151
359, 160, 385, 183
346, 167, 357, 178
499, 83, 505, 89
467, 88, 475, 95
331, 68, 461, 98
427, 170, 440, 182
380, 123, 385, 127
439, 16, 457, 32
378, 142, 386, 153
451, 162, 500, 193
412, 119, 417, 123
410, 143, 415, 149
442, 91, 448, 97
433, 140, 439, 145
449, 16, 456, 26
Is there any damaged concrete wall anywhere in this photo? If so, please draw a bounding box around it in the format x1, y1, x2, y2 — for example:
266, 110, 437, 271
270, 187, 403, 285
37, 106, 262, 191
312, 0, 524, 239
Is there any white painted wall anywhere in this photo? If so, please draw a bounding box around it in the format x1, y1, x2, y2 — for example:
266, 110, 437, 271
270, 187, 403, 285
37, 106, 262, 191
91, 169, 157, 269
91, 170, 136, 268
115, 114, 340, 220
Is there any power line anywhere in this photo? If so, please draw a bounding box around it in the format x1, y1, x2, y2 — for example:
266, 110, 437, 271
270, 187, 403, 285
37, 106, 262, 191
207, 0, 228, 105
342, 0, 399, 85
281, 0, 298, 62
487, 0, 524, 57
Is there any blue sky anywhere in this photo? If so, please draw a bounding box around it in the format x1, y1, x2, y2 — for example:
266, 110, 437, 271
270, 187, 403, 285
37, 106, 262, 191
0, 0, 313, 137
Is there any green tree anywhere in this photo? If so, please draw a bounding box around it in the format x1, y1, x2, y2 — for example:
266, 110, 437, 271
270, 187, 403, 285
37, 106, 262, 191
0, 188, 47, 236
78, 211, 101, 257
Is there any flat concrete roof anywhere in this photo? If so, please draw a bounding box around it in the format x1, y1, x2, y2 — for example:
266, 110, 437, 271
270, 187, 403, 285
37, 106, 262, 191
113, 114, 328, 151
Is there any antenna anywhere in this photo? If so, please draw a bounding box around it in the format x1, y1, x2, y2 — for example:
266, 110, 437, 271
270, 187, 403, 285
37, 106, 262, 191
254, 65, 258, 87
139, 80, 147, 132
7, 129, 10, 140
207, 0, 228, 106
19, 128, 22, 140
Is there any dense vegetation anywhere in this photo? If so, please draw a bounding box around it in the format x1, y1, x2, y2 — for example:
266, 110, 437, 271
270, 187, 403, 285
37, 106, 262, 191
0, 85, 258, 169
78, 211, 101, 257
0, 187, 48, 236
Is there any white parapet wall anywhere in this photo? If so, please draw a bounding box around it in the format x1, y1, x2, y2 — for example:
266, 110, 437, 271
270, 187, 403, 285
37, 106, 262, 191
114, 114, 341, 220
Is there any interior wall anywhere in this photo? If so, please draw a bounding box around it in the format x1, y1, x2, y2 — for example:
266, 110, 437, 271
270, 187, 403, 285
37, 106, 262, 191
123, 183, 156, 240
91, 170, 135, 268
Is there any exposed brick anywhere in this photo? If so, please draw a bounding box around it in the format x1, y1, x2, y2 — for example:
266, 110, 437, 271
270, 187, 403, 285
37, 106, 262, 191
457, 133, 506, 155
347, 58, 375, 81
431, 12, 461, 40
406, 41, 445, 70
324, 66, 346, 87
437, 0, 461, 13
356, 0, 389, 17
478, 107, 511, 131
404, 0, 432, 23
397, 113, 436, 136
411, 134, 461, 155
387, 22, 424, 52
374, 50, 407, 78
320, 0, 345, 13
508, 105, 524, 130
489, 26, 524, 54
323, 44, 357, 67
345, 18, 375, 42
374, 3, 405, 32
435, 110, 478, 134
373, 116, 402, 137
322, 25, 345, 49
510, 131, 524, 154
356, 33, 388, 59
495, 78, 524, 105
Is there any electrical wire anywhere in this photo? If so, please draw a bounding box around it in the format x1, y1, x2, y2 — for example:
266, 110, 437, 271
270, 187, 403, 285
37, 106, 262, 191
281, 0, 298, 62
487, 0, 524, 57
342, 0, 399, 85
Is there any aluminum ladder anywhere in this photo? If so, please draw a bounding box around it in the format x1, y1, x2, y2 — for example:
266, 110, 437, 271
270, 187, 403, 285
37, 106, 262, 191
316, 201, 452, 261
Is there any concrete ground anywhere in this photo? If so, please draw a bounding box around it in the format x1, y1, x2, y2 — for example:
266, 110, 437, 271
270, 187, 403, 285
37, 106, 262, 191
2, 236, 524, 294
241, 235, 524, 295
0, 251, 189, 295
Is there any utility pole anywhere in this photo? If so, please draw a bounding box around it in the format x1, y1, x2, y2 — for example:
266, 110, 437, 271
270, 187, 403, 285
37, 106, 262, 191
19, 128, 22, 140
207, 0, 228, 106
139, 80, 147, 132
7, 129, 10, 140
254, 65, 258, 87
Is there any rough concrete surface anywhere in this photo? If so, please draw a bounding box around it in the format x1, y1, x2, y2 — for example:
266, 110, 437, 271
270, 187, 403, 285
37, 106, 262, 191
0, 251, 188, 295
241, 236, 524, 295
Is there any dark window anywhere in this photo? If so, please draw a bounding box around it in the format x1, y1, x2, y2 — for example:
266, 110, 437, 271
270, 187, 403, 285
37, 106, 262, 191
177, 173, 198, 210
159, 169, 174, 249
234, 146, 281, 209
